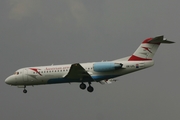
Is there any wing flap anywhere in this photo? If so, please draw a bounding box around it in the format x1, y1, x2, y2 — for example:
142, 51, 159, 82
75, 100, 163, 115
99, 79, 117, 85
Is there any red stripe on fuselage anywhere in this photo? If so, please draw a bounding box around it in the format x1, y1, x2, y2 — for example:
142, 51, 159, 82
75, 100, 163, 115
128, 55, 152, 61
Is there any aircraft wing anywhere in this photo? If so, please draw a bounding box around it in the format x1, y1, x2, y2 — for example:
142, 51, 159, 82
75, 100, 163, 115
64, 63, 94, 81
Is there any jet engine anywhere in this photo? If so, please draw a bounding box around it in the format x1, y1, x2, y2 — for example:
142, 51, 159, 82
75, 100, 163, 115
93, 62, 123, 72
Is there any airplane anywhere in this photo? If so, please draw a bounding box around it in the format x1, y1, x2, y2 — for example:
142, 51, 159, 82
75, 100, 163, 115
5, 36, 174, 93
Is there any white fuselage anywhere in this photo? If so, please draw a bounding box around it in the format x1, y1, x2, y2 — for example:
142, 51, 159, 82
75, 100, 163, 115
5, 60, 154, 86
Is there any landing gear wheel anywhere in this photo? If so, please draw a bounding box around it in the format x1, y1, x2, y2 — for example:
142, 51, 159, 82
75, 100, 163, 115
87, 86, 94, 92
23, 89, 27, 93
80, 83, 86, 90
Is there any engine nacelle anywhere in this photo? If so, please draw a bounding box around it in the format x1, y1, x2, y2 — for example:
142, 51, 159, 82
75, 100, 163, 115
93, 62, 123, 72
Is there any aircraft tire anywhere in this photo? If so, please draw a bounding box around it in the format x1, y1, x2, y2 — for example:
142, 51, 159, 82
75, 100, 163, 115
80, 83, 86, 90
87, 86, 94, 92
23, 89, 27, 93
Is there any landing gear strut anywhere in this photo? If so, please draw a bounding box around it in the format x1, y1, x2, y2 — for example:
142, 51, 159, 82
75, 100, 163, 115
23, 85, 27, 93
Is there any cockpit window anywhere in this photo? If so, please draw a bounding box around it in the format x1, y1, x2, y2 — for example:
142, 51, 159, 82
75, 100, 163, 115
14, 72, 19, 75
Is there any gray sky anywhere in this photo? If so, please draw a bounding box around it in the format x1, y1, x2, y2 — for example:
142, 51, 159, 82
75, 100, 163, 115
1, 0, 180, 120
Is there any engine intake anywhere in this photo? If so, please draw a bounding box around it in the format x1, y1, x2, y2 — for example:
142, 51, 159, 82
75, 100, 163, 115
93, 62, 123, 72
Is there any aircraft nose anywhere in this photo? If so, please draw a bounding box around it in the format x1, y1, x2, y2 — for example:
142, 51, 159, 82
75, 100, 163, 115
5, 75, 15, 85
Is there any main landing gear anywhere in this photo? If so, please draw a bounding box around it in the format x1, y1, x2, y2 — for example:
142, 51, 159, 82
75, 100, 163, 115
79, 82, 94, 92
80, 83, 86, 90
23, 85, 27, 93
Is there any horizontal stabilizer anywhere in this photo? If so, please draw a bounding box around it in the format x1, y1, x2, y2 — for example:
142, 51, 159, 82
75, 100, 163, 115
147, 36, 175, 44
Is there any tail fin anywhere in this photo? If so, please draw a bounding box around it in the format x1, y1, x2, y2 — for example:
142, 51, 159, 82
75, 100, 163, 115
128, 36, 174, 61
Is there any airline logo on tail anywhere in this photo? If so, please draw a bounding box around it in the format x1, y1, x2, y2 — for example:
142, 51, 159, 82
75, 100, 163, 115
142, 46, 152, 53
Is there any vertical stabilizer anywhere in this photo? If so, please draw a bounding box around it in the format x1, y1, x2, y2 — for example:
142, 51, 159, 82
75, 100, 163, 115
128, 36, 174, 61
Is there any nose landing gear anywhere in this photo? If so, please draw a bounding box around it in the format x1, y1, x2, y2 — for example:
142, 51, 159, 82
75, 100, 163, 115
23, 85, 27, 93
23, 89, 27, 93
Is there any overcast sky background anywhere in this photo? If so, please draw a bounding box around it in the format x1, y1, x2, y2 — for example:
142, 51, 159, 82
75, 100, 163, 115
1, 0, 180, 120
